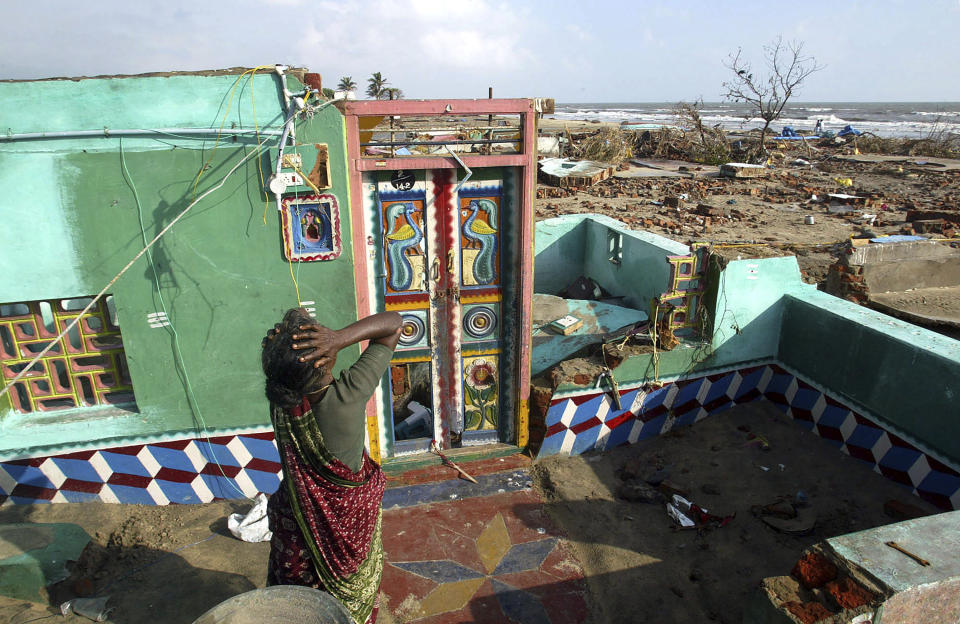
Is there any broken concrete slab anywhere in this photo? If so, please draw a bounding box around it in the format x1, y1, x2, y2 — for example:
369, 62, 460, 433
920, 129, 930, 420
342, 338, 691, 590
826, 239, 960, 310
0, 523, 90, 603
870, 285, 960, 328
745, 511, 960, 623
620, 159, 720, 179
826, 510, 960, 623
833, 153, 960, 172
531, 293, 648, 376
539, 157, 616, 187
720, 162, 768, 178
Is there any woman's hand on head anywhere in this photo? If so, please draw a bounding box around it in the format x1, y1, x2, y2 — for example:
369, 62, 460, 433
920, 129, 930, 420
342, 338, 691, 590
291, 324, 341, 369
261, 323, 283, 348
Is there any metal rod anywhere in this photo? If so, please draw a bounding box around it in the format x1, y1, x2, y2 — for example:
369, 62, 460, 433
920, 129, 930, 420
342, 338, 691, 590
361, 139, 520, 147
382, 126, 520, 133
1, 128, 283, 142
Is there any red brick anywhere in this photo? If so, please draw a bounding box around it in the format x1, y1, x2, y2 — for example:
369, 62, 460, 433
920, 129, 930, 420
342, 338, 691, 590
784, 601, 834, 624
825, 576, 876, 610
791, 552, 837, 589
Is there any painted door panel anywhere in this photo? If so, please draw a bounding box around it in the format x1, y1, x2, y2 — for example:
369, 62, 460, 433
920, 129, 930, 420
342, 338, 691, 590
456, 180, 503, 444
369, 169, 509, 456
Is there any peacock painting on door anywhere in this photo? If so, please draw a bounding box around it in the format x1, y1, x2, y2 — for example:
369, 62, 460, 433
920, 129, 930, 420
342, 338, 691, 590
361, 168, 520, 458
343, 98, 536, 464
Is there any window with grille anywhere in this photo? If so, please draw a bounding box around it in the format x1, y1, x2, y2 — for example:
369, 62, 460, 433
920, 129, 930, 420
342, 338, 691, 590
0, 296, 137, 413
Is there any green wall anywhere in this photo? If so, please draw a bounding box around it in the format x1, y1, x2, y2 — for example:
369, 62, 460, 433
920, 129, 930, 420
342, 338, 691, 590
533, 216, 588, 295
582, 214, 689, 309
0, 72, 361, 458
532, 219, 958, 465
779, 290, 960, 461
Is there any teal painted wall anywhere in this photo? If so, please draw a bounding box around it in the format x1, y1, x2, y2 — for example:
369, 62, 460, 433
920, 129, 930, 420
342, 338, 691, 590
711, 256, 802, 364
533, 216, 587, 294
0, 72, 361, 458
779, 290, 960, 462
582, 214, 689, 309
2, 72, 286, 139
533, 213, 688, 311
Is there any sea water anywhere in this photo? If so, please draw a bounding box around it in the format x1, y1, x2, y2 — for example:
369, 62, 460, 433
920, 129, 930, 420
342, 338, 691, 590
548, 102, 960, 139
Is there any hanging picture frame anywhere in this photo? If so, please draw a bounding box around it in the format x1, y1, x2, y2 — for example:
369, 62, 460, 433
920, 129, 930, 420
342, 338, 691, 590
280, 194, 342, 261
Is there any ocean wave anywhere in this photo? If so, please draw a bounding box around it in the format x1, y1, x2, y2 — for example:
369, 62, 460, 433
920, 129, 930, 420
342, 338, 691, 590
548, 105, 960, 138
916, 111, 960, 117
803, 114, 848, 124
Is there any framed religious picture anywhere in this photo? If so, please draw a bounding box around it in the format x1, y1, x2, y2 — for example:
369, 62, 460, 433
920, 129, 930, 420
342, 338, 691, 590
280, 194, 342, 261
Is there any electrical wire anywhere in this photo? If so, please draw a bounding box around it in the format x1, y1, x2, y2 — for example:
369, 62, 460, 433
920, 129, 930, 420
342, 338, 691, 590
190, 66, 273, 200
120, 138, 250, 500
0, 131, 281, 407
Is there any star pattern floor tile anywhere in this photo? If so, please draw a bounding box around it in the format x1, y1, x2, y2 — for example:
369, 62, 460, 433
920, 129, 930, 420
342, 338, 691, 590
381, 486, 588, 623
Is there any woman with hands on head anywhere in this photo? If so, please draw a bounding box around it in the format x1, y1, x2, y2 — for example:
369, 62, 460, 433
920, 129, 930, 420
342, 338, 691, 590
261, 308, 401, 624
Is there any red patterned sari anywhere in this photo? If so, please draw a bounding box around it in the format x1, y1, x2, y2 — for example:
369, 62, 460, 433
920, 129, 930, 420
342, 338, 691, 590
267, 397, 386, 624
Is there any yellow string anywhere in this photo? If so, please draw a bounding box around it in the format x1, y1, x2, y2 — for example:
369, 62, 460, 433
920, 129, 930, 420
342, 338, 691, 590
192, 65, 272, 200
287, 253, 303, 306
248, 69, 271, 224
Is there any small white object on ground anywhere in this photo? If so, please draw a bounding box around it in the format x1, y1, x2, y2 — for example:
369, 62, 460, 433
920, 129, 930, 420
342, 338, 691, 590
61, 596, 113, 622
228, 493, 273, 543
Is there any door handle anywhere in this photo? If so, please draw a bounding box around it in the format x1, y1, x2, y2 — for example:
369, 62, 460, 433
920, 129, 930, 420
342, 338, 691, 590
447, 250, 455, 273
431, 257, 441, 283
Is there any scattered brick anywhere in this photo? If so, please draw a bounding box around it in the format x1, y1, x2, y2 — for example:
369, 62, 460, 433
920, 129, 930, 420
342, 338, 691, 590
783, 601, 834, 624
825, 576, 876, 610
791, 552, 838, 589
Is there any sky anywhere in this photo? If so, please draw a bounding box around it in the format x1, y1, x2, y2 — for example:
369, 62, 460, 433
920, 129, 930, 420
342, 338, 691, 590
2, 0, 959, 102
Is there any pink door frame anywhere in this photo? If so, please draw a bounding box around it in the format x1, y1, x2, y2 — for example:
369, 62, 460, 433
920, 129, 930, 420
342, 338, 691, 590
341, 99, 537, 454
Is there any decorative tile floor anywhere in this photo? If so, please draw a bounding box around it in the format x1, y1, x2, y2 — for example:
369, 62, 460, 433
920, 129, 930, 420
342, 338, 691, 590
380, 480, 588, 623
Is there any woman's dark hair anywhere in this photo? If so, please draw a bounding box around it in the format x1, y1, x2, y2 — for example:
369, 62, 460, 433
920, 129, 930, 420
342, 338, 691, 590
262, 308, 323, 408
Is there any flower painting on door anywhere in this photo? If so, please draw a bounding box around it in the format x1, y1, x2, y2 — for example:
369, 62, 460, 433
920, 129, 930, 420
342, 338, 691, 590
463, 356, 498, 431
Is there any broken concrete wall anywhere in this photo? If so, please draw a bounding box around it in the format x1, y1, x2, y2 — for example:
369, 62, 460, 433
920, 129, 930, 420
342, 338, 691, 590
826, 240, 960, 298
582, 214, 689, 309
745, 511, 960, 624
534, 213, 688, 310
533, 217, 589, 295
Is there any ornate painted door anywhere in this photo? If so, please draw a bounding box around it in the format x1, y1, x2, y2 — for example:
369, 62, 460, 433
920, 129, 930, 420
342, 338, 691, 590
369, 168, 509, 456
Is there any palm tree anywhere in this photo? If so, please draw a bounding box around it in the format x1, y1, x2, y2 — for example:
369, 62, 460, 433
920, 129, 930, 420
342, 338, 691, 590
337, 76, 356, 92
366, 72, 388, 100
384, 88, 404, 100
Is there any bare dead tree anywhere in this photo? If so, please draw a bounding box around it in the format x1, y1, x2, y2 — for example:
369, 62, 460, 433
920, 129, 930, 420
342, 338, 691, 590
722, 37, 823, 160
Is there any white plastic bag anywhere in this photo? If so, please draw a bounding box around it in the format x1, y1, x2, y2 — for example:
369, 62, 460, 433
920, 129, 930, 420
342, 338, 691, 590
228, 493, 273, 543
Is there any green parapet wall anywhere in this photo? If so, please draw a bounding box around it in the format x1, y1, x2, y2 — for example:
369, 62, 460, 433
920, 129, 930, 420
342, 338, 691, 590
0, 71, 361, 458
779, 289, 960, 463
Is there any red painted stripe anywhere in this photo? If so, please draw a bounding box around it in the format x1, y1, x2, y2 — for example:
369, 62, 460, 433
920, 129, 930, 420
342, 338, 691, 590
11, 483, 57, 500
60, 479, 104, 494
155, 467, 198, 483
545, 422, 568, 437
604, 412, 636, 431
204, 435, 234, 446
242, 431, 276, 441
201, 463, 241, 478
246, 458, 282, 473
385, 293, 430, 305
56, 450, 97, 461
3, 457, 47, 467
102, 445, 143, 456
571, 392, 603, 406
107, 473, 152, 488
570, 417, 602, 435
152, 439, 191, 450
433, 168, 457, 444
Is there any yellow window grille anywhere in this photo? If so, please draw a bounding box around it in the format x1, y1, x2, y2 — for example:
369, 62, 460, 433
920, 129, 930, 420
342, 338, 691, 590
0, 296, 136, 413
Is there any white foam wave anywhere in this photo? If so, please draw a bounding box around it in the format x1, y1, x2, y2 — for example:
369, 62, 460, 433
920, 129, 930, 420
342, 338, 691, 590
916, 111, 960, 118
549, 107, 960, 138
